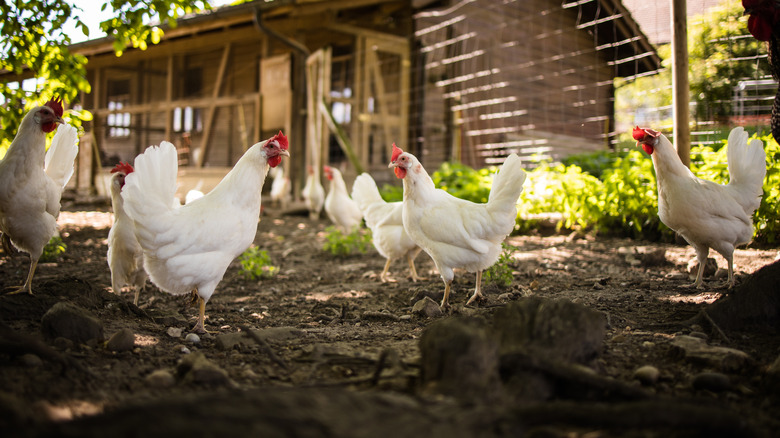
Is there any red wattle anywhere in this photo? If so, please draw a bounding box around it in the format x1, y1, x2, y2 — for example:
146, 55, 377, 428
394, 167, 406, 179
268, 155, 282, 168
642, 143, 654, 155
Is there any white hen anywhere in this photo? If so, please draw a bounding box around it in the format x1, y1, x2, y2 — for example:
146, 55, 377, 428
269, 166, 291, 209
107, 162, 146, 305
324, 165, 363, 231
302, 165, 324, 220
0, 98, 78, 295
121, 132, 289, 333
351, 172, 425, 282
389, 144, 526, 307
633, 126, 766, 288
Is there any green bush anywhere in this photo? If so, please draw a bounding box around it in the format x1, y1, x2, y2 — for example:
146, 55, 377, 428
484, 243, 515, 287
238, 246, 278, 280
39, 236, 66, 263
376, 133, 780, 245
322, 226, 372, 256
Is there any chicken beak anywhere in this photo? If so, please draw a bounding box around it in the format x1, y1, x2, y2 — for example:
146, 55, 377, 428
388, 161, 397, 168
279, 150, 290, 157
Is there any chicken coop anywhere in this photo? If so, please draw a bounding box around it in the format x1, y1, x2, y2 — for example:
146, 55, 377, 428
61, 0, 658, 197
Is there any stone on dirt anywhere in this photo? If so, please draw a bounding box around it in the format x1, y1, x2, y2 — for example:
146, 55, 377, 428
706, 259, 780, 331
633, 365, 660, 385
184, 333, 201, 344
40, 302, 104, 344
20, 354, 43, 368
106, 328, 135, 352
412, 296, 443, 318
167, 327, 183, 338
669, 335, 751, 372
419, 316, 502, 402
145, 369, 176, 388
177, 351, 231, 386
491, 297, 606, 364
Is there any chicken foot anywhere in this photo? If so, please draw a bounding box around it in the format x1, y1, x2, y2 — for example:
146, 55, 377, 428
5, 258, 38, 295
466, 270, 484, 306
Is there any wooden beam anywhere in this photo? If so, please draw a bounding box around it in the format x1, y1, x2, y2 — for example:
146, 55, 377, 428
165, 55, 174, 141
92, 94, 259, 117
671, 0, 690, 167
197, 43, 232, 167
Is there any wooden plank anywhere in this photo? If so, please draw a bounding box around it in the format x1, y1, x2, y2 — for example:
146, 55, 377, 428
165, 55, 174, 142
197, 43, 232, 167
92, 94, 259, 117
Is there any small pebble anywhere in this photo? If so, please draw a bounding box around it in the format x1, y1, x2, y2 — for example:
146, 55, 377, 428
145, 369, 175, 388
688, 331, 708, 340
634, 365, 660, 385
174, 344, 191, 354
692, 372, 731, 392
167, 327, 183, 338
20, 354, 43, 368
398, 314, 412, 321
185, 333, 201, 344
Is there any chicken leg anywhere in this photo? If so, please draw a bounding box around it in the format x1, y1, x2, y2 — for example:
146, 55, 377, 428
193, 295, 207, 334
407, 249, 427, 282
466, 271, 484, 306
6, 258, 38, 295
379, 259, 393, 283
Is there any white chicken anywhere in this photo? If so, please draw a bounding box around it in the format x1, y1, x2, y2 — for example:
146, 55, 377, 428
107, 162, 146, 306
302, 165, 325, 220
351, 172, 425, 282
269, 166, 291, 209
323, 165, 363, 231
0, 98, 78, 295
389, 144, 526, 307
633, 126, 766, 288
121, 131, 289, 333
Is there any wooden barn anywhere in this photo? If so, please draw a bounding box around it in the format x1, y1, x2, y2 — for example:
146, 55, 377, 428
60, 0, 658, 195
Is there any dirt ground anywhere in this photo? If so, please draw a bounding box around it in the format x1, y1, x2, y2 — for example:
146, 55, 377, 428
1, 199, 780, 437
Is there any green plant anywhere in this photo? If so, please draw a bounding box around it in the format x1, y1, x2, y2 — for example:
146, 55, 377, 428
322, 226, 372, 256
484, 243, 515, 287
238, 246, 278, 280
39, 235, 66, 263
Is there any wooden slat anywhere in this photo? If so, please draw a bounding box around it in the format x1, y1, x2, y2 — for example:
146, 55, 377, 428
197, 43, 232, 168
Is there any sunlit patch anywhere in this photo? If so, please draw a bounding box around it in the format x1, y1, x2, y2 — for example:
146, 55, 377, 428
36, 399, 104, 421
233, 296, 253, 303
660, 292, 722, 304
134, 334, 159, 347
273, 219, 285, 226
57, 211, 113, 230
250, 311, 270, 319
304, 290, 372, 301
297, 223, 307, 230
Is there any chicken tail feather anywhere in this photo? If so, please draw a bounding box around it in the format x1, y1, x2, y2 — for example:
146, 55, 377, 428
122, 141, 179, 223
351, 173, 383, 213
726, 127, 766, 215
488, 153, 527, 207
44, 124, 79, 189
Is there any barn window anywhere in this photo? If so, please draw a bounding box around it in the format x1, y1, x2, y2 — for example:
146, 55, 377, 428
106, 79, 131, 138
174, 67, 203, 133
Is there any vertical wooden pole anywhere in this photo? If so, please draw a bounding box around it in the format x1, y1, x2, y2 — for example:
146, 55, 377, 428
671, 0, 690, 166
165, 55, 174, 143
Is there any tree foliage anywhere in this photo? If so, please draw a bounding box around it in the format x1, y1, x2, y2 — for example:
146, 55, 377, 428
0, 0, 211, 154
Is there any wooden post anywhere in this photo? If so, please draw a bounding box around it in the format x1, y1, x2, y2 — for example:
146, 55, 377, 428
197, 43, 232, 167
671, 0, 690, 167
165, 55, 174, 143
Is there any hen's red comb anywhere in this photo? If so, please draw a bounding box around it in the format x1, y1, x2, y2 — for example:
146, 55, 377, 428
271, 130, 288, 150
45, 97, 64, 117
391, 143, 403, 162
110, 162, 134, 174
632, 126, 647, 141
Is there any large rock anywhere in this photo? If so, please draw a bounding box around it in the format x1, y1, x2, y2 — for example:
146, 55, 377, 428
418, 317, 502, 402
40, 302, 103, 344
490, 297, 606, 364
669, 335, 752, 372
707, 259, 780, 331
